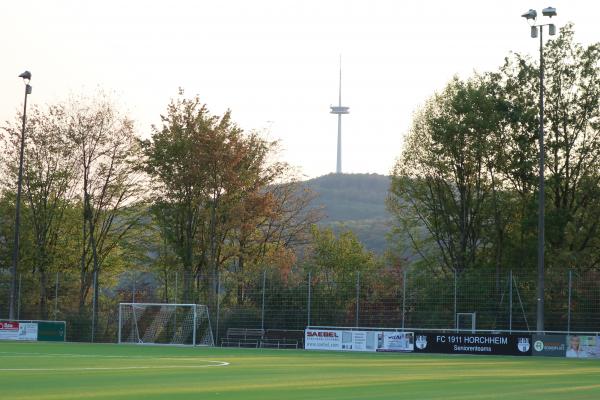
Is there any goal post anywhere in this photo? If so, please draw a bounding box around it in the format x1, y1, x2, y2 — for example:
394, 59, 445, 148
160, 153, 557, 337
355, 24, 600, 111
456, 312, 476, 333
118, 303, 214, 346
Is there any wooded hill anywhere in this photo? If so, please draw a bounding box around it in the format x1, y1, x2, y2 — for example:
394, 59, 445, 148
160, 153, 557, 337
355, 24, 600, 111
303, 173, 392, 254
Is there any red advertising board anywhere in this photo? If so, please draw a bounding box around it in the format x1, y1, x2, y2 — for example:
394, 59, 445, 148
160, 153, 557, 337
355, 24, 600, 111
0, 321, 20, 340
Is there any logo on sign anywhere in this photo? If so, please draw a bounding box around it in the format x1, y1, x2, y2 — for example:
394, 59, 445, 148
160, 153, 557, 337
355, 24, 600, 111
306, 331, 338, 338
534, 340, 544, 352
416, 335, 428, 350
518, 337, 530, 352
0, 322, 18, 330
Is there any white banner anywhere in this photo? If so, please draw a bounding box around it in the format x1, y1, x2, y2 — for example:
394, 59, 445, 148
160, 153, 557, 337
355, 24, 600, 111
341, 330, 379, 352
379, 331, 414, 352
18, 323, 38, 341
305, 329, 343, 350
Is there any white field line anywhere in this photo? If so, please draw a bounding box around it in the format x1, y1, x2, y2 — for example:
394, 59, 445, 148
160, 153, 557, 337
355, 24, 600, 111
0, 361, 230, 372
0, 351, 215, 359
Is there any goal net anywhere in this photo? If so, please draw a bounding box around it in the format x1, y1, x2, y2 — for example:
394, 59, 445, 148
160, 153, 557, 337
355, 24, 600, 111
118, 303, 214, 346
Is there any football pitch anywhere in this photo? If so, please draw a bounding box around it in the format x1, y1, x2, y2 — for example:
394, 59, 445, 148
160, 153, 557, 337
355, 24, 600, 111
1, 342, 600, 400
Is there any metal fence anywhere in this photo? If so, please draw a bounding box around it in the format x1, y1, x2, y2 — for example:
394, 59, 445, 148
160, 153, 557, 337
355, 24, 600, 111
1, 267, 599, 342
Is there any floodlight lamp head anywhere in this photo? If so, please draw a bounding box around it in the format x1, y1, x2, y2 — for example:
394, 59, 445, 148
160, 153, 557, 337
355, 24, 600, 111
531, 26, 538, 38
542, 7, 557, 18
521, 9, 537, 20
18, 70, 31, 84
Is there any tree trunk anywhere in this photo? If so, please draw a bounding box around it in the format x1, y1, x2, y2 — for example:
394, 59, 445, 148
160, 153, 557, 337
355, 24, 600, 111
207, 199, 218, 311
39, 267, 48, 320
79, 215, 88, 314
237, 254, 245, 304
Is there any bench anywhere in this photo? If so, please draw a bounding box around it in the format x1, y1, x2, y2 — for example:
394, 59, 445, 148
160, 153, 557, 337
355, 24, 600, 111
260, 329, 304, 349
220, 328, 265, 348
259, 338, 299, 349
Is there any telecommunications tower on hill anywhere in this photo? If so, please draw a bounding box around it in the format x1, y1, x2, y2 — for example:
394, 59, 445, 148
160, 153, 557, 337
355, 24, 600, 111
330, 57, 349, 174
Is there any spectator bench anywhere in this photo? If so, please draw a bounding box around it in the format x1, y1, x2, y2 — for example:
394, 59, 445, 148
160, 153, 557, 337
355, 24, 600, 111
220, 328, 300, 349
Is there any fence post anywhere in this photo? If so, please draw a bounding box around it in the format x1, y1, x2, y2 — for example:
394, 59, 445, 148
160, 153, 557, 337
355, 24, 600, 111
509, 270, 513, 333
567, 269, 572, 333
54, 272, 59, 321
165, 272, 168, 303
192, 305, 197, 346
355, 271, 360, 328
91, 269, 97, 342
132, 271, 136, 303
215, 273, 221, 345
307, 272, 311, 327
261, 270, 266, 331
118, 303, 122, 344
402, 268, 407, 330
175, 272, 178, 304
454, 269, 457, 332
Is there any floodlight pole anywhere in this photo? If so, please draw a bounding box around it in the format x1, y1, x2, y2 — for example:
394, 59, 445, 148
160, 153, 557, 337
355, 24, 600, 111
523, 7, 557, 334
9, 73, 32, 321
536, 25, 545, 334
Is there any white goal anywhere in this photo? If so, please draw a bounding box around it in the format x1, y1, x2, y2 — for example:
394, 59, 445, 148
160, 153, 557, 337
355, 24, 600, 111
118, 303, 214, 346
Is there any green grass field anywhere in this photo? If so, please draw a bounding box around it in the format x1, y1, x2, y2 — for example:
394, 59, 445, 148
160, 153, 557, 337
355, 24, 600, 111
1, 342, 600, 399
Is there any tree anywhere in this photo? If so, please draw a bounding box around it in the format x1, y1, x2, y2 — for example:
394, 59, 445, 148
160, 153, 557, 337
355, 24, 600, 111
303, 226, 377, 326
541, 25, 600, 271
143, 91, 320, 308
306, 225, 376, 279
2, 104, 78, 318
143, 92, 220, 303
390, 24, 600, 277
388, 77, 501, 275
65, 95, 143, 338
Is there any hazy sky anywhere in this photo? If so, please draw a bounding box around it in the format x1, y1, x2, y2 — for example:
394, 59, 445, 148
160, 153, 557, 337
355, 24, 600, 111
1, 1, 598, 178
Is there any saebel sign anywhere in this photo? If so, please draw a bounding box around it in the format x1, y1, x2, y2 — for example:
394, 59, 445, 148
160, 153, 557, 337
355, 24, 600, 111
305, 329, 380, 352
413, 333, 532, 356
305, 329, 343, 350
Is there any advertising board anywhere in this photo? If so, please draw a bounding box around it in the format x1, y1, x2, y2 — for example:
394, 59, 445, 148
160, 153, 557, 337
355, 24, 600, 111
0, 321, 20, 340
0, 321, 38, 341
413, 333, 532, 356
565, 335, 600, 359
305, 329, 414, 352
378, 331, 414, 352
18, 322, 38, 340
37, 321, 67, 341
532, 335, 566, 357
305, 329, 343, 351
341, 330, 379, 352
305, 329, 600, 359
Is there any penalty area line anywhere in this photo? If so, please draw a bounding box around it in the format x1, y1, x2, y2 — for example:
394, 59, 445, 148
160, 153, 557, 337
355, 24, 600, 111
0, 361, 230, 372
0, 352, 220, 359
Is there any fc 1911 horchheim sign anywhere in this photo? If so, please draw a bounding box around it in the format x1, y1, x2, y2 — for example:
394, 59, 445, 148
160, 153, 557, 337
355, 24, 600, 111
413, 333, 532, 356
